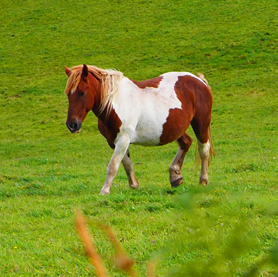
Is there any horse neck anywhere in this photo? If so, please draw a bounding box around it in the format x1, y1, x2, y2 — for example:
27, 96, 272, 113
88, 75, 103, 116
89, 76, 113, 123
92, 75, 126, 122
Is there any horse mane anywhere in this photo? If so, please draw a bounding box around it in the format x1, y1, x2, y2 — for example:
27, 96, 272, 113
64, 65, 124, 115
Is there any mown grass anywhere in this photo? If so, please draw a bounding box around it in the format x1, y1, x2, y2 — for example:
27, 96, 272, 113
0, 0, 277, 276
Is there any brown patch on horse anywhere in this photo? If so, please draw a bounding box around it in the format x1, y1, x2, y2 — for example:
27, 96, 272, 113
98, 109, 122, 149
131, 76, 163, 89
160, 75, 212, 146
159, 76, 196, 145
159, 108, 191, 145
160, 76, 195, 144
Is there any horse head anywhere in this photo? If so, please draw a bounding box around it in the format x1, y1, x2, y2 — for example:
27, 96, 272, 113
64, 64, 100, 133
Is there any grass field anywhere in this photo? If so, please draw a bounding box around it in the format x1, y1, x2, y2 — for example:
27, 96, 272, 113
0, 0, 277, 276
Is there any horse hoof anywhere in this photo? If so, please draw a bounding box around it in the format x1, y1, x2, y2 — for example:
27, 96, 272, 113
199, 179, 208, 186
171, 177, 183, 188
129, 181, 139, 189
130, 184, 139, 189
100, 189, 110, 195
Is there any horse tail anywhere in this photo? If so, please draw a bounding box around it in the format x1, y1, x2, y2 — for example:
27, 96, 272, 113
208, 124, 215, 161
197, 73, 210, 88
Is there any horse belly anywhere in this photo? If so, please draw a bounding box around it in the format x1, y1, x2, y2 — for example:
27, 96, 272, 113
131, 120, 164, 146
130, 104, 181, 146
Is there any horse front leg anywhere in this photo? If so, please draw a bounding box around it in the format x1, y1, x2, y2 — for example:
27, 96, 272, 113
100, 134, 130, 195
169, 133, 192, 188
121, 149, 139, 189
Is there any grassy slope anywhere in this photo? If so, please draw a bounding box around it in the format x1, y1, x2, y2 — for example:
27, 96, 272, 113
0, 0, 277, 276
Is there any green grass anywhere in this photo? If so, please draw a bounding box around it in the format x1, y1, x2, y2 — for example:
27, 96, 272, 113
0, 0, 277, 276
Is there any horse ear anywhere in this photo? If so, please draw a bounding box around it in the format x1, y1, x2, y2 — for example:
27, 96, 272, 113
64, 66, 71, 76
82, 64, 89, 79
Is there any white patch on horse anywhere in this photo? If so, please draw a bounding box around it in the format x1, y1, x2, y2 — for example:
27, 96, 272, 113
111, 72, 199, 146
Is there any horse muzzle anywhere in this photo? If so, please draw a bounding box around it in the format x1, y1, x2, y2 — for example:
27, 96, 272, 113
66, 120, 82, 133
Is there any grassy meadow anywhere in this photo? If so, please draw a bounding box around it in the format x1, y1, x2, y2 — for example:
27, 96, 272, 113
0, 0, 277, 276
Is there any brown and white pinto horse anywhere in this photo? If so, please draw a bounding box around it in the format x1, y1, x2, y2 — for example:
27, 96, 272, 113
64, 64, 214, 195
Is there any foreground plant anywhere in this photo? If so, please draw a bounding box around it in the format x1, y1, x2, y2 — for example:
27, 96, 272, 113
75, 210, 155, 277
75, 192, 277, 277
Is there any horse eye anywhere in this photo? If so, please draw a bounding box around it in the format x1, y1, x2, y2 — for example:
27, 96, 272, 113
79, 91, 85, 96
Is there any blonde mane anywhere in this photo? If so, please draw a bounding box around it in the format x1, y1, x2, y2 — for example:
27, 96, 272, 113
64, 65, 124, 114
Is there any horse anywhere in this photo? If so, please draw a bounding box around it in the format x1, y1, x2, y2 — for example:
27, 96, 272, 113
64, 64, 214, 195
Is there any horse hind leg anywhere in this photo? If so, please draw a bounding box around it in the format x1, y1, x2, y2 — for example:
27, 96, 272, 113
169, 133, 193, 188
121, 149, 139, 189
197, 140, 210, 185
192, 121, 214, 186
